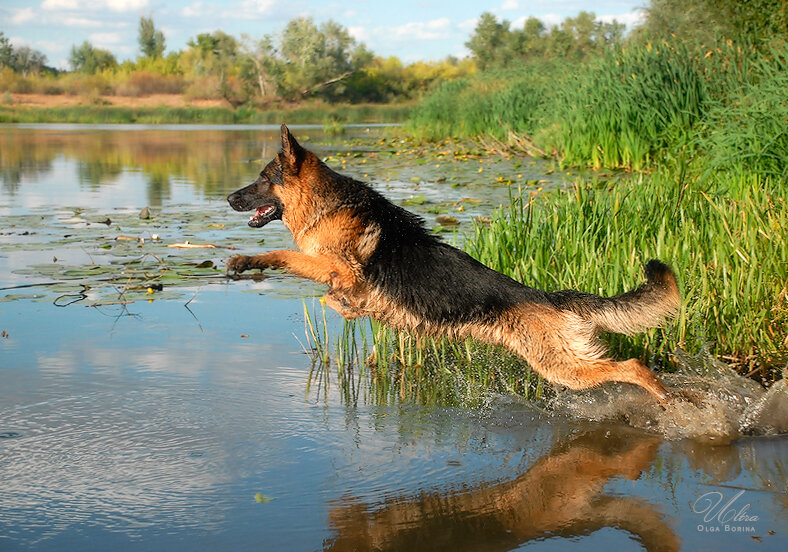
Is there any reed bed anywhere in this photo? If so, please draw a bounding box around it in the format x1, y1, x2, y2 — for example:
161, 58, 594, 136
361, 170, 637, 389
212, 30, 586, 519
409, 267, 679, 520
699, 45, 788, 178
407, 63, 559, 143
302, 299, 546, 407
409, 40, 788, 173
553, 41, 707, 170
467, 175, 786, 382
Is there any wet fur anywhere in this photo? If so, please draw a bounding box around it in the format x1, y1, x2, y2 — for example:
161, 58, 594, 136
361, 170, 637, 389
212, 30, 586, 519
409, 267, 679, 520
227, 125, 681, 401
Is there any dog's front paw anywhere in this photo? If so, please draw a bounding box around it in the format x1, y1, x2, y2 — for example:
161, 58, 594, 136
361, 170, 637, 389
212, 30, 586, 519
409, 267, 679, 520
227, 255, 254, 275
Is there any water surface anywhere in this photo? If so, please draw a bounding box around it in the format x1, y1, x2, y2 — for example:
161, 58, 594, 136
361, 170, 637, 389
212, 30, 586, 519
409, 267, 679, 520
1, 124, 786, 551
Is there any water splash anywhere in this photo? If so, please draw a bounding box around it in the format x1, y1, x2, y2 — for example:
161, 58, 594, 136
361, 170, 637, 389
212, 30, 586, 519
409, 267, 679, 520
547, 349, 787, 443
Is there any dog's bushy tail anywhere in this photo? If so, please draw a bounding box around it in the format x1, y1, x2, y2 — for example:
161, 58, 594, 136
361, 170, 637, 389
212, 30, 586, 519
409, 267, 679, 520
549, 260, 681, 335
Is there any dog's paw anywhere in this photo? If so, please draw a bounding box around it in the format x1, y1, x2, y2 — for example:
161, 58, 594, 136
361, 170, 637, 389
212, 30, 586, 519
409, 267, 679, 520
226, 255, 253, 275
328, 271, 353, 290
324, 290, 363, 320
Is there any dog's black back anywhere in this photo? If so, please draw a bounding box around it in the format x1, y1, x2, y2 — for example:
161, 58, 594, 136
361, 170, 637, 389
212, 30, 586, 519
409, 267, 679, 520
325, 171, 545, 326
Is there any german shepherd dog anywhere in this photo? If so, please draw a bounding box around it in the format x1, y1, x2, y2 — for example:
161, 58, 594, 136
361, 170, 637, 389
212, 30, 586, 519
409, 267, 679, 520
227, 125, 681, 402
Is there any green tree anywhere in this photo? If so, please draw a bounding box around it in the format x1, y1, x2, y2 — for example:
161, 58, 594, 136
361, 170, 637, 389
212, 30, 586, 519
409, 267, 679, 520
0, 32, 13, 68
181, 31, 242, 103
465, 12, 510, 70
69, 41, 117, 73
13, 45, 48, 76
517, 17, 547, 57
561, 11, 597, 58
138, 16, 166, 59
273, 17, 371, 100
239, 34, 276, 100
635, 0, 788, 44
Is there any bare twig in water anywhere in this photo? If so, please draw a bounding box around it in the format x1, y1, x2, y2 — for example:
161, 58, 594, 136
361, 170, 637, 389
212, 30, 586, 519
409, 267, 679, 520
0, 282, 60, 291
184, 288, 204, 332
168, 242, 217, 249
86, 300, 135, 308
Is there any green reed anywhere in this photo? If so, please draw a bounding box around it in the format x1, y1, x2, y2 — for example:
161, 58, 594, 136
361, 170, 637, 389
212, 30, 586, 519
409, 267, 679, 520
302, 299, 545, 407
699, 44, 788, 179
407, 63, 559, 143
466, 173, 786, 382
553, 41, 707, 170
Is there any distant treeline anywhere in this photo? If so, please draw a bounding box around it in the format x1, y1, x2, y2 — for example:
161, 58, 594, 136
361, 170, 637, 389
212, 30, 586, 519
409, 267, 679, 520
0, 8, 639, 106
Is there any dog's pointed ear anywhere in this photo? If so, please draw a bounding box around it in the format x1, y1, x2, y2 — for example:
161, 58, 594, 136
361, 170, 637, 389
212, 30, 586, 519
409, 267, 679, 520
280, 124, 304, 172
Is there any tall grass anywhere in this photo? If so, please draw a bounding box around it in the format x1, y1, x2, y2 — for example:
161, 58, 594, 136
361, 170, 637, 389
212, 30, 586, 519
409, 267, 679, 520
552, 41, 707, 170
700, 45, 788, 178
407, 63, 560, 142
410, 39, 788, 173
467, 175, 786, 381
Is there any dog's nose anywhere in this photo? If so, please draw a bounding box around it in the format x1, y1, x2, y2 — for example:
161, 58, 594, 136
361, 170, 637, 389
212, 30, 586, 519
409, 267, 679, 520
227, 191, 240, 207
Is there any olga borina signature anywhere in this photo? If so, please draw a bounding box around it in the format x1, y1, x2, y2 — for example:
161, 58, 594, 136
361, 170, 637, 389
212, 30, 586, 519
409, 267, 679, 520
692, 489, 760, 532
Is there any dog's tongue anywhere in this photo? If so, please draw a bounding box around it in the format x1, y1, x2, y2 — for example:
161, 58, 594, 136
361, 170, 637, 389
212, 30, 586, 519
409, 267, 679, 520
250, 205, 274, 221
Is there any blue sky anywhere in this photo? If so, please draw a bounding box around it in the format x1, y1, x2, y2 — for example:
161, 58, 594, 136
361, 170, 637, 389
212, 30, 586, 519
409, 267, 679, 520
1, 1, 647, 70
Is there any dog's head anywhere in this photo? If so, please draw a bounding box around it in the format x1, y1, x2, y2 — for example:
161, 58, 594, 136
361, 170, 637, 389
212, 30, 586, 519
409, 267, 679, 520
227, 124, 307, 228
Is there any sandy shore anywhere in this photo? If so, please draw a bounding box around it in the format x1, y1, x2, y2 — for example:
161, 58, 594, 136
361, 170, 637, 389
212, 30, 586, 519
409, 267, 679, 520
6, 93, 230, 109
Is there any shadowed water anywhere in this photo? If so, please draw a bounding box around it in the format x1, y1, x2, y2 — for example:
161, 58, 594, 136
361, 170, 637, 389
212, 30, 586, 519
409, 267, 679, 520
1, 124, 786, 551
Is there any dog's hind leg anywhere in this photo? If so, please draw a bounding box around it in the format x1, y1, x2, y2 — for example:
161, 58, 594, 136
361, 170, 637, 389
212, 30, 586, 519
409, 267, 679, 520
497, 306, 668, 402
549, 357, 669, 402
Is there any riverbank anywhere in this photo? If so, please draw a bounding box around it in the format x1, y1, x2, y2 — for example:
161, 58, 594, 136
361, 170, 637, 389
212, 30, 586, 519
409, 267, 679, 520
0, 93, 413, 125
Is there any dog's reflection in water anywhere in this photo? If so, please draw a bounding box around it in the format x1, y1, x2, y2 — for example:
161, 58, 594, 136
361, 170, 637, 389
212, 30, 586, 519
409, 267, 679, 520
324, 428, 679, 552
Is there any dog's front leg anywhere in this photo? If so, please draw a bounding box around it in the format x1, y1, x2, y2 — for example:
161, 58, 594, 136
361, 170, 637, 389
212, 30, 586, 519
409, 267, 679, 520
226, 252, 277, 274
227, 250, 355, 287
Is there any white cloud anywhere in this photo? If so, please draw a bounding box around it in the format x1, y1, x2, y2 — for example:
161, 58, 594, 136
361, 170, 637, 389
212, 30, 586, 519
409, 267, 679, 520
34, 39, 61, 50
597, 11, 646, 29
458, 18, 478, 31
8, 36, 30, 48
539, 13, 563, 29
42, 0, 148, 11
389, 18, 451, 41
181, 1, 206, 17
348, 26, 370, 43
63, 16, 105, 27
220, 0, 275, 19
104, 0, 149, 10
89, 32, 124, 47
239, 0, 275, 14
42, 0, 81, 9
10, 7, 36, 24
501, 0, 519, 10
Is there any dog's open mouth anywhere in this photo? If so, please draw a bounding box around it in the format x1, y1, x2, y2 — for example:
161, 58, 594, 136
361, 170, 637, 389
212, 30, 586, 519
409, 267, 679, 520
248, 204, 278, 227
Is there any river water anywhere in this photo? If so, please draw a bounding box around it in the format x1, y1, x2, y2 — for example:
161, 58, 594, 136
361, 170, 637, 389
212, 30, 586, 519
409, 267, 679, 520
0, 124, 785, 551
